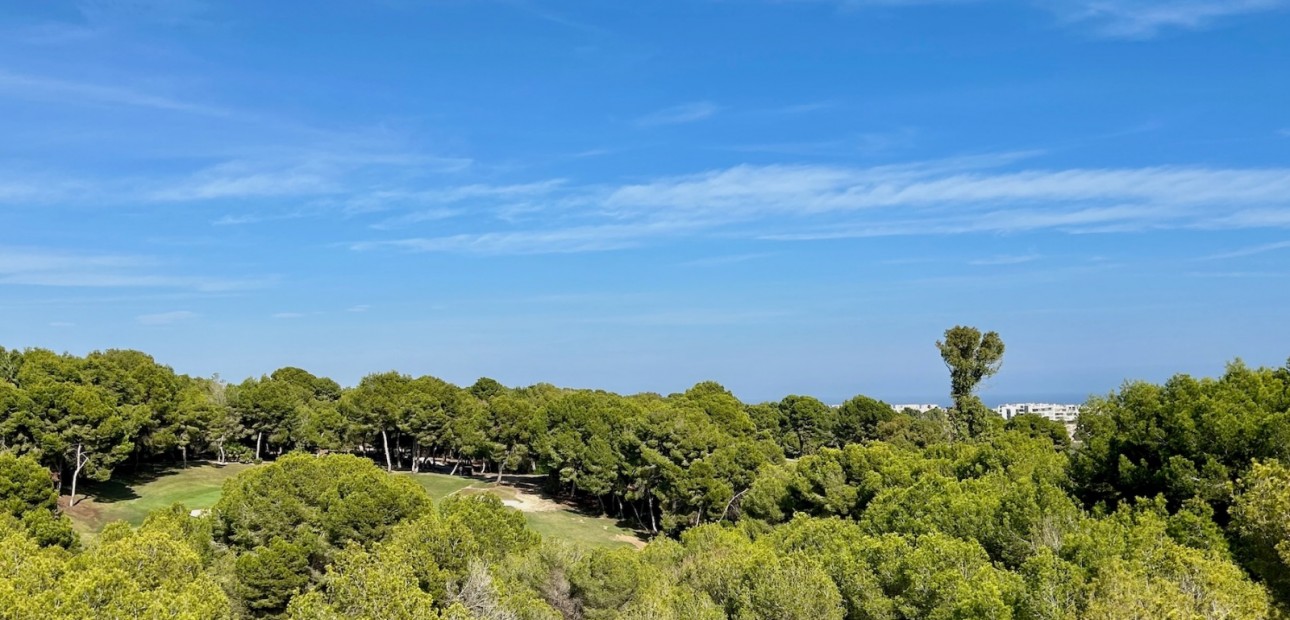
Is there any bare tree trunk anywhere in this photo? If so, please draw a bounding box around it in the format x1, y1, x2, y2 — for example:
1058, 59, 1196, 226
631, 501, 644, 530
449, 453, 460, 476
255, 431, 263, 461
648, 496, 657, 534
69, 444, 88, 507
381, 429, 393, 472
218, 443, 226, 464
411, 441, 420, 473
496, 461, 505, 483
181, 445, 188, 468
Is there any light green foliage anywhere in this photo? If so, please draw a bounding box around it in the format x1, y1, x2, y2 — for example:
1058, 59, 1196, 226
1062, 502, 1270, 619
1231, 459, 1290, 608
439, 494, 541, 563
286, 544, 440, 620
768, 517, 1024, 619
0, 513, 232, 620
681, 382, 757, 438
673, 524, 844, 620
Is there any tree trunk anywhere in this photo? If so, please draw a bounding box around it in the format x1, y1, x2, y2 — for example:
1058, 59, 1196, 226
381, 429, 393, 472
449, 453, 460, 476
648, 496, 657, 534
496, 461, 505, 483
218, 443, 226, 464
69, 444, 87, 508
255, 431, 263, 461
411, 441, 420, 473
181, 445, 188, 468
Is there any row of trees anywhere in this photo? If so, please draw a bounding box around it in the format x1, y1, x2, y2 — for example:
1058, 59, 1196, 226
0, 344, 952, 531
5, 331, 1290, 617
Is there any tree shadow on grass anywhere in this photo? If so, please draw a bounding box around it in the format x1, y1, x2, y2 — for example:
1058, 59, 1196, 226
74, 462, 190, 504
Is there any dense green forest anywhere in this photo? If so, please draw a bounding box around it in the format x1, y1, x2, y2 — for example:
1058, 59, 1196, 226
3, 329, 1290, 619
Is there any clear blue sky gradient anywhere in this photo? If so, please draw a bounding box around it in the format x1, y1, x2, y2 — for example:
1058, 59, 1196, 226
2, 0, 1288, 404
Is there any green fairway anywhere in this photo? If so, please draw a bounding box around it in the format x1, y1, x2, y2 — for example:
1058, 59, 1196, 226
65, 464, 641, 549
65, 462, 253, 536
404, 470, 477, 500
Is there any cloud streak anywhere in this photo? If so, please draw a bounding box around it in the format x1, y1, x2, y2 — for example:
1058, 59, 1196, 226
1201, 240, 1290, 260
635, 101, 720, 126
137, 310, 198, 325
350, 156, 1290, 255
790, 0, 1287, 37
0, 247, 271, 291
1052, 0, 1288, 38
0, 70, 230, 116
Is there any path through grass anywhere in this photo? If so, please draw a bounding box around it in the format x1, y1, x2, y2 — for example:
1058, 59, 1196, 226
407, 472, 641, 549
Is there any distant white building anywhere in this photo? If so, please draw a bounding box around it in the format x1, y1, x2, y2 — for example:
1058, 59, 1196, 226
994, 403, 1081, 423
890, 404, 944, 415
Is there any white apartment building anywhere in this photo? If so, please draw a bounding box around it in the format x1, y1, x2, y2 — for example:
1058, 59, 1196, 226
994, 403, 1081, 423
889, 404, 944, 415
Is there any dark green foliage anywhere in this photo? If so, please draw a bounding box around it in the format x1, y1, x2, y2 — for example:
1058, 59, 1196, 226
1072, 361, 1290, 513
1006, 412, 1071, 450
214, 453, 430, 553
937, 326, 1006, 438
0, 452, 56, 516
834, 394, 894, 445
235, 538, 312, 617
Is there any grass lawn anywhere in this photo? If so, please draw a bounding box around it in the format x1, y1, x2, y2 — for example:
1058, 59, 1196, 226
64, 461, 253, 536
404, 470, 477, 500
64, 464, 642, 549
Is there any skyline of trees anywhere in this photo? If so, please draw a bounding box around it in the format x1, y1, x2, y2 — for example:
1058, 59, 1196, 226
3, 335, 1290, 618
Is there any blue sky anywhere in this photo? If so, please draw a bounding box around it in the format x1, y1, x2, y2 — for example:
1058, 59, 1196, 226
1, 0, 1288, 404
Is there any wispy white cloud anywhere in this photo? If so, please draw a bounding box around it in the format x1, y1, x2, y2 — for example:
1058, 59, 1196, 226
149, 161, 337, 201
350, 156, 1290, 255
360, 180, 566, 228
0, 247, 271, 291
1051, 0, 1288, 38
0, 70, 230, 116
679, 252, 779, 267
77, 0, 212, 27
347, 304, 371, 313
272, 312, 304, 319
635, 101, 720, 127
137, 310, 198, 325
969, 254, 1040, 266
780, 0, 1287, 36
1200, 240, 1290, 260
1185, 271, 1290, 278
352, 219, 703, 255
